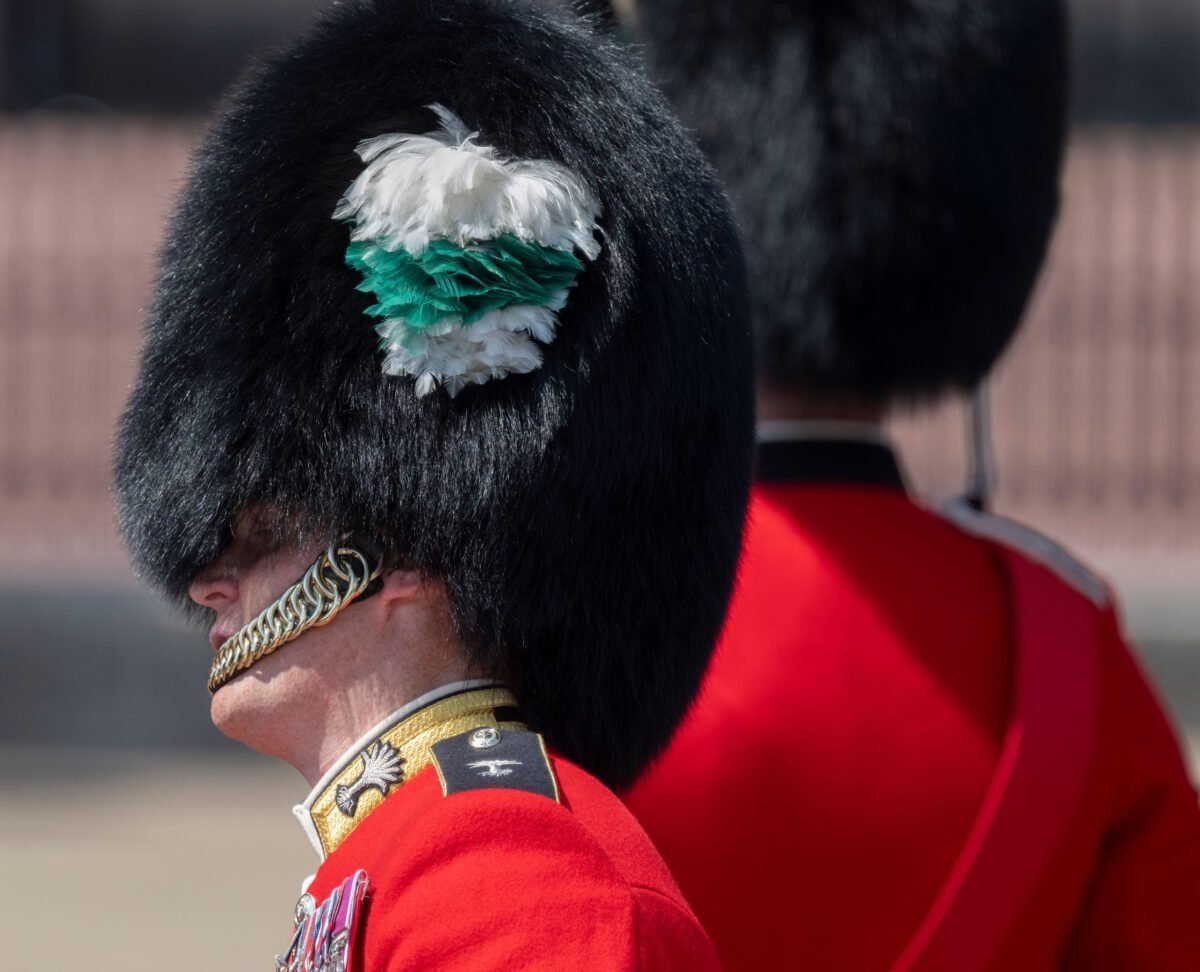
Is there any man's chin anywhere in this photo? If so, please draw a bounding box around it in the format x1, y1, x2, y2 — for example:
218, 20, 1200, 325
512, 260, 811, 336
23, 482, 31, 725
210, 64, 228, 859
210, 670, 260, 745
208, 626, 332, 767
209, 664, 292, 757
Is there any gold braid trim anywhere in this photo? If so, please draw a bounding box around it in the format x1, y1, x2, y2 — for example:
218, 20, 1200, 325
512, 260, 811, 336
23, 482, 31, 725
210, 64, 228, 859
207, 544, 383, 693
307, 687, 525, 857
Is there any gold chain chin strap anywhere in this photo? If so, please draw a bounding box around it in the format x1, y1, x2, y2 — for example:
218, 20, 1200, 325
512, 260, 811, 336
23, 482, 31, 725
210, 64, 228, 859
207, 544, 383, 693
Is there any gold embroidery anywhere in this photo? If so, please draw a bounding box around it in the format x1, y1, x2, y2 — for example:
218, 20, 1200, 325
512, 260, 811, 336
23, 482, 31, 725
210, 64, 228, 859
309, 687, 524, 856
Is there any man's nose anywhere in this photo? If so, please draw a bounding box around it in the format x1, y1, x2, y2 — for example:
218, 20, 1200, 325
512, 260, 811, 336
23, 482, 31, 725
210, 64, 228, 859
188, 566, 238, 610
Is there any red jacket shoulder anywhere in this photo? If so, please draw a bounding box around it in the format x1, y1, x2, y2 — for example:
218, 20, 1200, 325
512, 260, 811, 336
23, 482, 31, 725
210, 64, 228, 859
312, 761, 718, 971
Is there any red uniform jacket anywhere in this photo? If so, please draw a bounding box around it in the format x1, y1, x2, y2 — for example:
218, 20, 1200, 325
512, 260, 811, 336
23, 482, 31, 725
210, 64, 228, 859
626, 437, 1200, 971
282, 685, 719, 971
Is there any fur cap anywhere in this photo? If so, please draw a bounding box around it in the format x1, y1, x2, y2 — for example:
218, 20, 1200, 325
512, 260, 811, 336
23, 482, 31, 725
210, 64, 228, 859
637, 0, 1069, 403
114, 0, 753, 789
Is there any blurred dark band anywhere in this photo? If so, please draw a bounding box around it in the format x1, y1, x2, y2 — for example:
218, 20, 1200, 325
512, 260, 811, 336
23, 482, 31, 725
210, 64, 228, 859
756, 440, 905, 491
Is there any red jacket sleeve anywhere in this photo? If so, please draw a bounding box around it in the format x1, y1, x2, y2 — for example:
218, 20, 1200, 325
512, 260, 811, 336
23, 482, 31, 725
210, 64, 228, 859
357, 788, 720, 971
1063, 610, 1200, 970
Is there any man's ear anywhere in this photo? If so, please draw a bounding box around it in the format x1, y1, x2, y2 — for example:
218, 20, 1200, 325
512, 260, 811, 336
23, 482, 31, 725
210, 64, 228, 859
377, 568, 423, 605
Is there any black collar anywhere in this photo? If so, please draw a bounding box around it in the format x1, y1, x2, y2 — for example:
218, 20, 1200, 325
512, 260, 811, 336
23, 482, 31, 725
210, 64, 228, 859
756, 438, 906, 490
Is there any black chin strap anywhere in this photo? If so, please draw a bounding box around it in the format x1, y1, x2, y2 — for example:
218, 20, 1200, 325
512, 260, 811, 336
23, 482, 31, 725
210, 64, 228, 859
346, 535, 387, 602
964, 384, 995, 512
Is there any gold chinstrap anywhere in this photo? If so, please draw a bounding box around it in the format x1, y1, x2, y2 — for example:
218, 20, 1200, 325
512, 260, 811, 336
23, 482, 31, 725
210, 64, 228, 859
207, 544, 383, 693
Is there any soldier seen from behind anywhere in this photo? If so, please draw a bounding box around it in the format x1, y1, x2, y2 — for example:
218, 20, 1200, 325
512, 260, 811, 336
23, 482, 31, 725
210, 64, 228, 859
623, 0, 1200, 968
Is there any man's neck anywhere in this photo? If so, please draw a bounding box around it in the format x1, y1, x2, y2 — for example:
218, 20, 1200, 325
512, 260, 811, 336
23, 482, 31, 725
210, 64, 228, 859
292, 679, 515, 860
299, 665, 481, 787
756, 387, 886, 425
757, 418, 890, 445
304, 678, 504, 793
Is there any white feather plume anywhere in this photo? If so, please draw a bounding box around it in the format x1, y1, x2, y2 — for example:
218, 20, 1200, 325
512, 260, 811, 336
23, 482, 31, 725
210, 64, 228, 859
378, 293, 569, 398
334, 104, 601, 259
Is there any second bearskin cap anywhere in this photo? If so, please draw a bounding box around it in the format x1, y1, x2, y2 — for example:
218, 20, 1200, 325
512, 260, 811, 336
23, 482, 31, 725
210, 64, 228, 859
637, 0, 1069, 403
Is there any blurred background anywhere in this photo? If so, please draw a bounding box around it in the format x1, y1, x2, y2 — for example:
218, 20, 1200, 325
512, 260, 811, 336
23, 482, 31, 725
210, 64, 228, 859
0, 0, 1197, 967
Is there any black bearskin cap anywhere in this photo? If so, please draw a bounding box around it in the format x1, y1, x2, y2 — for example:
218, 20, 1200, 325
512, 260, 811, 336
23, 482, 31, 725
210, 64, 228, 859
114, 0, 753, 788
637, 0, 1069, 403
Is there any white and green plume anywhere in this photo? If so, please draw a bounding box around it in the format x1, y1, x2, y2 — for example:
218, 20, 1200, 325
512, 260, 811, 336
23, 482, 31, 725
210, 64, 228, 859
333, 105, 602, 397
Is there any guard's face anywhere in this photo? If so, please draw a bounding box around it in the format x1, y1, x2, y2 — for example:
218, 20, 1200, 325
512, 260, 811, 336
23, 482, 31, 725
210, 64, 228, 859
188, 508, 330, 753
186, 508, 462, 774
188, 508, 322, 658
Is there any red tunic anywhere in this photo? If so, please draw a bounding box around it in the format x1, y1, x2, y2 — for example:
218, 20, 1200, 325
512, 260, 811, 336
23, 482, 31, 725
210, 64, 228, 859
626, 439, 1200, 971
300, 741, 719, 971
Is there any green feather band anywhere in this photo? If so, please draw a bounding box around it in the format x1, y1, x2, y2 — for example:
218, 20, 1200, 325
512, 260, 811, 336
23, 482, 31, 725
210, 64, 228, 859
347, 234, 585, 332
